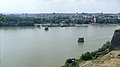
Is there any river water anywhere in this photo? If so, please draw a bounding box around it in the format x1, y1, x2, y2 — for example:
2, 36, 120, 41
0, 24, 120, 67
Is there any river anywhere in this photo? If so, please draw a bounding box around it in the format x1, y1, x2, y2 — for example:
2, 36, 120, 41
0, 24, 120, 67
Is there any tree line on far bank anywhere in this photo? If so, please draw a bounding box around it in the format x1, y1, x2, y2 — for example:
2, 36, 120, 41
0, 15, 120, 27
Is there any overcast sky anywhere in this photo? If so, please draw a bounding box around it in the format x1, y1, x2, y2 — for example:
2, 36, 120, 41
0, 0, 120, 13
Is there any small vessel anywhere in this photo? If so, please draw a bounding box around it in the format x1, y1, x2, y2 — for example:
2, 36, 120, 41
75, 24, 88, 27
44, 27, 49, 31
78, 38, 84, 42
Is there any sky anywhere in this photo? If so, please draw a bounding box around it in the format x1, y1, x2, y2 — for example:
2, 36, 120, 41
0, 0, 120, 13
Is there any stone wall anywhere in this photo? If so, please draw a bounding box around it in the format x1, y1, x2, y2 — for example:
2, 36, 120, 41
109, 29, 120, 51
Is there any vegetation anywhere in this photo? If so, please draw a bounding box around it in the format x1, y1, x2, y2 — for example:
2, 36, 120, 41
80, 41, 110, 61
0, 14, 120, 27
80, 52, 92, 61
62, 41, 110, 67
0, 15, 35, 26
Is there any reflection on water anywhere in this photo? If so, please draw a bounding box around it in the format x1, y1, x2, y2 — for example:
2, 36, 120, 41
0, 25, 120, 67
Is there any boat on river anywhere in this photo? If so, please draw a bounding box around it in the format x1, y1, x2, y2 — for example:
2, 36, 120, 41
44, 27, 49, 31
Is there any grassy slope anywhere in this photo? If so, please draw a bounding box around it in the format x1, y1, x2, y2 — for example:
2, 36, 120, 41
79, 50, 120, 67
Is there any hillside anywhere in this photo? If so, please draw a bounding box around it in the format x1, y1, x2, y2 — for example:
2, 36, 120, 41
79, 50, 120, 67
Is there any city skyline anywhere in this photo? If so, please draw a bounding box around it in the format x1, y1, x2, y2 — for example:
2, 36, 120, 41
0, 0, 120, 13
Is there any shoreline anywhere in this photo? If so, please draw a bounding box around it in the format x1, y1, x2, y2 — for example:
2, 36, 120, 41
0, 24, 119, 27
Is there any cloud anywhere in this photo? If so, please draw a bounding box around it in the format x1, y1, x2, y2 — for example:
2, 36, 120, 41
0, 0, 120, 13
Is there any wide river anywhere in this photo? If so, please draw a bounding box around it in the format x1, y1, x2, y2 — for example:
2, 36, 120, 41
0, 24, 120, 67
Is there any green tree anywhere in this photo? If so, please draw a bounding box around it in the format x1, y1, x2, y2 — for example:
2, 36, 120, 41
80, 52, 92, 61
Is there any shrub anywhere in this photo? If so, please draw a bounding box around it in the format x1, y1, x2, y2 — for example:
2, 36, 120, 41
80, 41, 110, 61
80, 52, 92, 61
